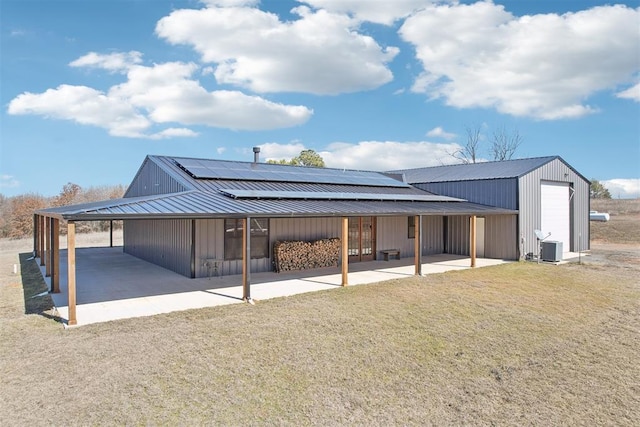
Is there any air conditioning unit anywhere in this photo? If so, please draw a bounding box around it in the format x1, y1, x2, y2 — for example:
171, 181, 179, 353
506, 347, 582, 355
541, 241, 563, 262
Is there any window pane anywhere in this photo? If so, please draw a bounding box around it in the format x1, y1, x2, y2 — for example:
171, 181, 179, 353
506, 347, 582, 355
224, 218, 270, 260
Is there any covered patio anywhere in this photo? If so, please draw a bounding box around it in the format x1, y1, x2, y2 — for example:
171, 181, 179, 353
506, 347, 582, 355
37, 245, 510, 327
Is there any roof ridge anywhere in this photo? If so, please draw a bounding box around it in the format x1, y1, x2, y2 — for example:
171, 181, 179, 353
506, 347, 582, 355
390, 155, 559, 173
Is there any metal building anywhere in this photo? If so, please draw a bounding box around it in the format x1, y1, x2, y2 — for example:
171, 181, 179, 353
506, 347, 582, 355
391, 156, 590, 259
34, 153, 590, 325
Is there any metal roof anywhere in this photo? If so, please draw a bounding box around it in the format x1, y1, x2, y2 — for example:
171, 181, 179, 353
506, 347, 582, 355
37, 190, 516, 221
391, 156, 562, 183
38, 154, 518, 221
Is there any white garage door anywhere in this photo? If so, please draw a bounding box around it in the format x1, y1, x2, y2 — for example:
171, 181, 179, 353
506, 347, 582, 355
541, 182, 570, 253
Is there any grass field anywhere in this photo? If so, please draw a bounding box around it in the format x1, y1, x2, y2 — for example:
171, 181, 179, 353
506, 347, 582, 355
1, 205, 639, 425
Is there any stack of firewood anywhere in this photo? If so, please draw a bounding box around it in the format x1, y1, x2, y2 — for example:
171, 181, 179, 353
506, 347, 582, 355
273, 238, 341, 272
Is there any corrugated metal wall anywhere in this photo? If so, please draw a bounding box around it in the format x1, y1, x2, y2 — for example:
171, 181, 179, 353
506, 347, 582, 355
445, 216, 470, 256
519, 158, 590, 256
271, 217, 341, 242
123, 219, 193, 277
414, 178, 519, 209
484, 215, 518, 259
124, 157, 187, 197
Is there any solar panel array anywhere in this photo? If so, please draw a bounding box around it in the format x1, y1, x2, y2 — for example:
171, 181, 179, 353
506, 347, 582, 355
219, 189, 461, 202
174, 158, 410, 188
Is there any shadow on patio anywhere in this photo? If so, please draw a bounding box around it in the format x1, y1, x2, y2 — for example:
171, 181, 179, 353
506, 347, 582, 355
37, 246, 510, 327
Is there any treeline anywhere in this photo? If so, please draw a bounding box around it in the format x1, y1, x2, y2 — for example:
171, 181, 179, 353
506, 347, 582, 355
0, 183, 126, 239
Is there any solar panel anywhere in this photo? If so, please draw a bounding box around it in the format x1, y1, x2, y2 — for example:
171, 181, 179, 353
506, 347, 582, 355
174, 158, 410, 188
218, 189, 462, 202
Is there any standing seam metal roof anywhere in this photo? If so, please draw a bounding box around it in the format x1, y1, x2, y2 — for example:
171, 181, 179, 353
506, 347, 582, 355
37, 155, 519, 220
390, 156, 584, 183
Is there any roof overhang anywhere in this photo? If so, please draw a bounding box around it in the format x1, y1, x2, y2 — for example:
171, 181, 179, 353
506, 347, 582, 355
36, 190, 517, 222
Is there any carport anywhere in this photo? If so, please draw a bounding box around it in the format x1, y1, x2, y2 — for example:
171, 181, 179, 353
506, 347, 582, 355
36, 245, 510, 327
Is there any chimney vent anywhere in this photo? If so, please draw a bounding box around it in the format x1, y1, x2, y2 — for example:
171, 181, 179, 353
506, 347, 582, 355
253, 146, 260, 163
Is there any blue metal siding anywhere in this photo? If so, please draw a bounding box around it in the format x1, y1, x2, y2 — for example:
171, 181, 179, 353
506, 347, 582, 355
414, 178, 518, 210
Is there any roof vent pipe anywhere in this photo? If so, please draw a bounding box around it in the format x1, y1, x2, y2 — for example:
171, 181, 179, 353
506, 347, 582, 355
253, 146, 260, 163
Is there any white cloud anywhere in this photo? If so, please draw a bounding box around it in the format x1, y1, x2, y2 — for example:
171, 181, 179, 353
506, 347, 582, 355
155, 4, 398, 94
259, 142, 307, 161
400, 3, 640, 120
148, 128, 199, 140
258, 140, 462, 170
0, 175, 20, 189
299, 0, 444, 25
323, 140, 461, 170
602, 179, 640, 199
616, 82, 640, 102
7, 84, 153, 138
8, 56, 313, 136
201, 0, 258, 6
70, 51, 143, 72
426, 126, 456, 140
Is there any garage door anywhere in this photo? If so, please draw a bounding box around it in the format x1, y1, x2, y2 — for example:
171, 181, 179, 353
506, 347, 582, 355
541, 182, 570, 253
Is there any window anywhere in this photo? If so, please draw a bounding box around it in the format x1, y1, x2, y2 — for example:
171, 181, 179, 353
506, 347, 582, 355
224, 218, 269, 260
408, 216, 415, 239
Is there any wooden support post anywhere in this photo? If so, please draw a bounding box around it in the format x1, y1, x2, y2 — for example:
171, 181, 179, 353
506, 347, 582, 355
45, 217, 51, 276
242, 217, 251, 302
39, 216, 45, 266
414, 215, 422, 276
33, 214, 38, 255
470, 215, 477, 268
341, 217, 348, 286
67, 221, 77, 326
109, 220, 114, 248
52, 218, 60, 293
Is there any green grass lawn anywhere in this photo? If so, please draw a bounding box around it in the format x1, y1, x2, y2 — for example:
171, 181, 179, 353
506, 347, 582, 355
1, 252, 638, 425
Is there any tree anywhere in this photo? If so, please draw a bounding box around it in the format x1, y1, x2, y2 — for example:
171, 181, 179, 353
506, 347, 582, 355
490, 126, 523, 161
7, 193, 47, 239
590, 179, 612, 199
452, 125, 481, 164
292, 149, 325, 167
267, 149, 325, 167
55, 182, 81, 206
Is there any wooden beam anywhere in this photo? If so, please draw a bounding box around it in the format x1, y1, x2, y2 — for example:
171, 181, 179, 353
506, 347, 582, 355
414, 215, 422, 276
242, 217, 251, 302
470, 215, 477, 268
67, 221, 77, 326
39, 216, 45, 266
45, 217, 51, 276
341, 217, 348, 286
52, 218, 60, 293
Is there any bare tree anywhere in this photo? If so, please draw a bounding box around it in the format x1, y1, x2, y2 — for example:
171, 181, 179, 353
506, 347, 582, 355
490, 126, 523, 161
448, 124, 481, 164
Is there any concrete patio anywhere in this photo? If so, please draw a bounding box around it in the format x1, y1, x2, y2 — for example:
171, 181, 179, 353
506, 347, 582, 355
37, 246, 512, 327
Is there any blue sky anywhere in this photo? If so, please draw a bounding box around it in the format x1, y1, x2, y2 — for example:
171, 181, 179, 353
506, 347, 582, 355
1, 0, 639, 198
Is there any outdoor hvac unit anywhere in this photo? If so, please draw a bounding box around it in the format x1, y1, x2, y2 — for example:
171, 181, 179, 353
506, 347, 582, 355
541, 241, 563, 262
